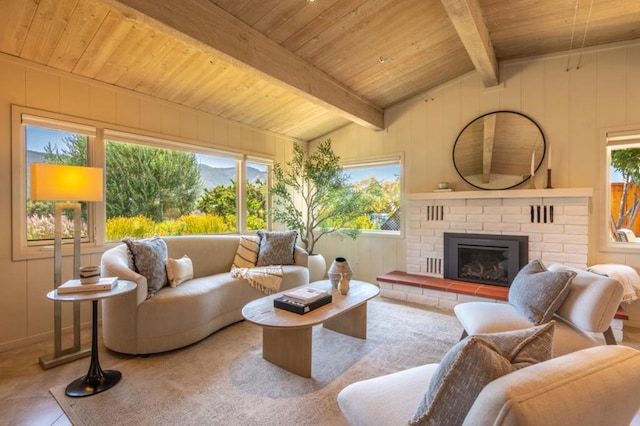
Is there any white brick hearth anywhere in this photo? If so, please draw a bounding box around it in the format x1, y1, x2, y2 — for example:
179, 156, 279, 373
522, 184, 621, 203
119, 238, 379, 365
405, 188, 593, 276
378, 188, 598, 310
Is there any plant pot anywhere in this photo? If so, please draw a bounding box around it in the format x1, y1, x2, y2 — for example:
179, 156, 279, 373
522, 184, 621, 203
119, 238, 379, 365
328, 257, 352, 287
307, 254, 326, 282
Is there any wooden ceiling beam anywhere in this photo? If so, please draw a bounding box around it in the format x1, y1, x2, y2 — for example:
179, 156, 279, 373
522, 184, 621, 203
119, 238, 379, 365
105, 0, 384, 132
440, 0, 499, 87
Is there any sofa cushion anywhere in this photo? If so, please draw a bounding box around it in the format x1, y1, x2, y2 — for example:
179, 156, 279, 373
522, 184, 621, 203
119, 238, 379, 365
232, 236, 260, 269
256, 230, 297, 266
409, 321, 555, 425
509, 259, 576, 325
124, 236, 168, 297
166, 255, 193, 287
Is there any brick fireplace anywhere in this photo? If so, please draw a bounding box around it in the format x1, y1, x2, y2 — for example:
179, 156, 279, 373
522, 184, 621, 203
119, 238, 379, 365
443, 232, 528, 286
378, 187, 625, 341
406, 188, 592, 278
379, 188, 593, 309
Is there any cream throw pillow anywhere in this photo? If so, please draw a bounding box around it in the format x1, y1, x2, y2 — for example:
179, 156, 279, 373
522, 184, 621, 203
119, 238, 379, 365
166, 255, 193, 287
232, 236, 260, 269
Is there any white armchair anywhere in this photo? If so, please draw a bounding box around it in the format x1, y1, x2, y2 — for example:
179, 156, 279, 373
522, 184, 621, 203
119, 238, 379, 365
454, 263, 624, 357
338, 345, 640, 426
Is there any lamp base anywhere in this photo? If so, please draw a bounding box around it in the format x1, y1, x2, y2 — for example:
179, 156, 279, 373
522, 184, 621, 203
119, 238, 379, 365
39, 344, 91, 370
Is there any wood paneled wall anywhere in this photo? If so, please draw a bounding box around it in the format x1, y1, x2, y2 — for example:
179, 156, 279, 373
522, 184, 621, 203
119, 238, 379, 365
314, 41, 640, 323
0, 53, 299, 350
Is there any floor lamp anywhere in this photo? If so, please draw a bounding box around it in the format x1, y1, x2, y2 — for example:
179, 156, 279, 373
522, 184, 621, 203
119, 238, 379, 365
30, 163, 104, 369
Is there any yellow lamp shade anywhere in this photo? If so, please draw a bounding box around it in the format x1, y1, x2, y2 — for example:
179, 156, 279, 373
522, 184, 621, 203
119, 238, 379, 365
30, 163, 104, 202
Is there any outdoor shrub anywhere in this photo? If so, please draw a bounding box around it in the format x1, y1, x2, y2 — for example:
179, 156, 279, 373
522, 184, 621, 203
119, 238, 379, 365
177, 214, 231, 234
27, 214, 87, 240
106, 215, 156, 241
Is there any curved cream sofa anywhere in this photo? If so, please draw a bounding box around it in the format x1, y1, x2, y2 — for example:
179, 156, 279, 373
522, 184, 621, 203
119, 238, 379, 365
100, 234, 309, 355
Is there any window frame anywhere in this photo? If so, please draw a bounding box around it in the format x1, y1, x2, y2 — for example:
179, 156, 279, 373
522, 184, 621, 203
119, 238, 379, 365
11, 105, 273, 261
601, 124, 640, 253
244, 156, 272, 232
341, 154, 404, 237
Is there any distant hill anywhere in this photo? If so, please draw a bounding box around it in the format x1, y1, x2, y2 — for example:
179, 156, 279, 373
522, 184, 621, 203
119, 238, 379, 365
25, 150, 266, 195
27, 150, 46, 164
198, 164, 266, 188
26, 151, 47, 198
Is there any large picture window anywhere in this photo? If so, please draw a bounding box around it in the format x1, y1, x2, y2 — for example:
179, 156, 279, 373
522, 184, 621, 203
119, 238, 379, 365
23, 117, 94, 244
342, 158, 402, 233
12, 106, 272, 259
607, 130, 640, 244
245, 160, 269, 232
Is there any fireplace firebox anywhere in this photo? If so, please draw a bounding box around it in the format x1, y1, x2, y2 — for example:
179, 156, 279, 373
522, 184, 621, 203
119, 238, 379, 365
443, 233, 528, 287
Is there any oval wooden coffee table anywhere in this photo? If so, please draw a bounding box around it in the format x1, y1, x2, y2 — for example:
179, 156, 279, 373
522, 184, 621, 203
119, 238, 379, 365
242, 279, 379, 377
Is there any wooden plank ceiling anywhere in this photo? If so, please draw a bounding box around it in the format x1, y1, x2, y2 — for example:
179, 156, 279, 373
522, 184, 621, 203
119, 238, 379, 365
0, 0, 638, 141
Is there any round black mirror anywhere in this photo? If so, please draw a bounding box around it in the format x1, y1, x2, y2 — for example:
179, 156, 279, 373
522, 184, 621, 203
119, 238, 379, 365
453, 111, 546, 190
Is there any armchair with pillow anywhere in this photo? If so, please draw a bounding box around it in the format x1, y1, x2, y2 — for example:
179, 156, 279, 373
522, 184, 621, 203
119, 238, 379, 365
338, 260, 636, 426
454, 259, 624, 357
338, 332, 640, 426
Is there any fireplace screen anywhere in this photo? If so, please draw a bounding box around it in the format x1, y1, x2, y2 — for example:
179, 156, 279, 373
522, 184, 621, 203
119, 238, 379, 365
443, 233, 528, 286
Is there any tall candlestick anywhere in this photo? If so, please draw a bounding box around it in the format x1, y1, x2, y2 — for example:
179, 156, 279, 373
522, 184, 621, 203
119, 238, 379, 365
531, 152, 535, 177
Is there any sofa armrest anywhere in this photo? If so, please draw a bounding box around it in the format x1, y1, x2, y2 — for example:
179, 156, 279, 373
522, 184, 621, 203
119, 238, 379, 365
465, 345, 640, 426
294, 245, 308, 267
101, 244, 147, 305
547, 263, 623, 333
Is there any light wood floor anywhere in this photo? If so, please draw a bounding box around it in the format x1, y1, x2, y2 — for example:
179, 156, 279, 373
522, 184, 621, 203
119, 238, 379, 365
2, 324, 640, 425
0, 328, 134, 426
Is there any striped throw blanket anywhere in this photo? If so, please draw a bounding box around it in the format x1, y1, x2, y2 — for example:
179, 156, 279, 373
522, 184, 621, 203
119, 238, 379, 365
231, 265, 284, 295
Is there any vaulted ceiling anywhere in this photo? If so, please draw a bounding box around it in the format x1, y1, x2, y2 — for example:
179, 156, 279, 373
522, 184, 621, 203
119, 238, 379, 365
1, 0, 638, 141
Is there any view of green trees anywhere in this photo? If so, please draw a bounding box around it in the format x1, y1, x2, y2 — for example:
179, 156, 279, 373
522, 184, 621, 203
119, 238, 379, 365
611, 148, 640, 230
27, 135, 268, 241
27, 135, 399, 241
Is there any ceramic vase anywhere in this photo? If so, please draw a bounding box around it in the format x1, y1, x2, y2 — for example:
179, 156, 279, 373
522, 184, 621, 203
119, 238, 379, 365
328, 257, 352, 287
337, 273, 350, 295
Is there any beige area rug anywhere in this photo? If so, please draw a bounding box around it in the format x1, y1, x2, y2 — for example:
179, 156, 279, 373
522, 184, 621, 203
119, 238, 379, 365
51, 298, 461, 425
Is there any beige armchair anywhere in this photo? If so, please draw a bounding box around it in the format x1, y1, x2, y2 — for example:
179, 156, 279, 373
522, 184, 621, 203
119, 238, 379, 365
454, 263, 624, 357
338, 345, 640, 426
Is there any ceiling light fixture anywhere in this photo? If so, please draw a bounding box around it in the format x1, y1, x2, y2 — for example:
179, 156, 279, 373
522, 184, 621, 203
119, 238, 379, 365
566, 0, 595, 71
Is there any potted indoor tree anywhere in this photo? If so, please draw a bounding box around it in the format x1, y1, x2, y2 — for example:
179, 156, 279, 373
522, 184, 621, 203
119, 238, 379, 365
270, 139, 368, 281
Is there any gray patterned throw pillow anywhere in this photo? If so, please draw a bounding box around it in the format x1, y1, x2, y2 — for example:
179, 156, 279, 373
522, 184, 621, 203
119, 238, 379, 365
409, 321, 555, 426
256, 230, 297, 266
123, 236, 169, 297
508, 259, 576, 324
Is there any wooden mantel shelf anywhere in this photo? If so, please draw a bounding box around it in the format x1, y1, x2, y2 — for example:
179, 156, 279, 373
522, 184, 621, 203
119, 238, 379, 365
377, 270, 628, 320
406, 187, 593, 201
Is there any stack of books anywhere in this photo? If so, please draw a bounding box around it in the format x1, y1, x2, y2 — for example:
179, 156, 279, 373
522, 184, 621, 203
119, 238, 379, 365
274, 287, 332, 314
57, 277, 118, 294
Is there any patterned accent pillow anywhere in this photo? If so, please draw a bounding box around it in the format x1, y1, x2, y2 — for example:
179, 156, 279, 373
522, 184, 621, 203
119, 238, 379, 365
409, 321, 555, 425
123, 236, 168, 297
232, 236, 260, 269
256, 230, 297, 266
509, 259, 576, 324
166, 255, 193, 288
